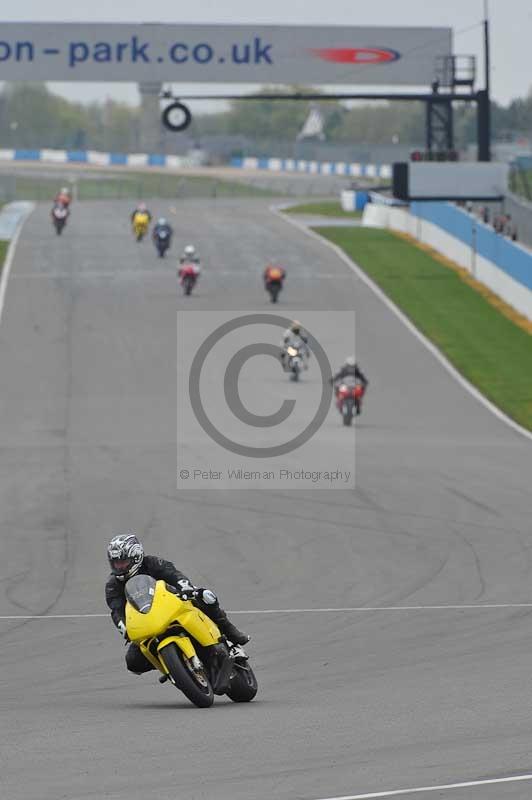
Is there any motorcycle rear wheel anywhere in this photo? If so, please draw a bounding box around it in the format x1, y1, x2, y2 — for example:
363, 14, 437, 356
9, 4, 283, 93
226, 663, 258, 703
159, 643, 214, 708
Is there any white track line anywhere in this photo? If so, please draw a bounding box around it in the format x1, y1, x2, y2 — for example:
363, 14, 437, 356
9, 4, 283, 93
313, 772, 532, 799
232, 603, 532, 613
0, 204, 34, 324
2, 603, 532, 620
275, 208, 532, 444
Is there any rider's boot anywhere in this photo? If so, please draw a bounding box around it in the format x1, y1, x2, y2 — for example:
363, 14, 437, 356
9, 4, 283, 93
212, 608, 250, 645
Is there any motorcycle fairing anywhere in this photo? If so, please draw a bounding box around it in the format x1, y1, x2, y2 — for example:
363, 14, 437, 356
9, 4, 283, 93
126, 579, 222, 646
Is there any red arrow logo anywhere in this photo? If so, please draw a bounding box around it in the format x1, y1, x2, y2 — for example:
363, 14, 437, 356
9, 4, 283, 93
309, 47, 400, 64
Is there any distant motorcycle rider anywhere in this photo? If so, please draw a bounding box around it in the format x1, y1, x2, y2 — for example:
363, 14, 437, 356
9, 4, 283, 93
178, 244, 201, 278
105, 533, 250, 675
263, 263, 286, 289
152, 217, 173, 243
330, 357, 368, 415
330, 356, 368, 388
130, 202, 152, 224
280, 320, 310, 370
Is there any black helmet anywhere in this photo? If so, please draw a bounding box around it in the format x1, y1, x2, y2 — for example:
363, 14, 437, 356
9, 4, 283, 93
107, 533, 144, 581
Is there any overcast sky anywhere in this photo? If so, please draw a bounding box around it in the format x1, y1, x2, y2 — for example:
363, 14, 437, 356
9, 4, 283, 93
2, 0, 531, 110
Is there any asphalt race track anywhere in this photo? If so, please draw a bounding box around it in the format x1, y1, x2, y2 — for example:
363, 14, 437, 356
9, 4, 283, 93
1, 198, 532, 800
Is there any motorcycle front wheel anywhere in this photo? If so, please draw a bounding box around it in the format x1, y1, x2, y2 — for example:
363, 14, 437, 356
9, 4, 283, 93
269, 285, 279, 303
159, 643, 214, 708
226, 663, 258, 703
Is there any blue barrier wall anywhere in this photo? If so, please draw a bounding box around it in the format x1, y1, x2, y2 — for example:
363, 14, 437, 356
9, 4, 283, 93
411, 202, 532, 293
0, 148, 192, 168
14, 149, 41, 161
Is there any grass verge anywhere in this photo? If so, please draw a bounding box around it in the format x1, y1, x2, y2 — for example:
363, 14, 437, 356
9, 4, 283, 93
0, 240, 8, 276
314, 225, 532, 431
0, 172, 277, 202
285, 201, 362, 218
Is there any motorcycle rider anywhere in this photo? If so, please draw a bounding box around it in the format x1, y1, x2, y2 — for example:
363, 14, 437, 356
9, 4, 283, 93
330, 357, 369, 414
263, 263, 286, 290
178, 244, 201, 278
131, 202, 152, 224
280, 320, 310, 370
50, 202, 69, 230
330, 356, 368, 387
105, 533, 250, 675
152, 217, 173, 245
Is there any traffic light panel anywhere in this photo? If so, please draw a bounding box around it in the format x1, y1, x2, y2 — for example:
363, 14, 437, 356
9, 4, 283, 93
410, 150, 459, 162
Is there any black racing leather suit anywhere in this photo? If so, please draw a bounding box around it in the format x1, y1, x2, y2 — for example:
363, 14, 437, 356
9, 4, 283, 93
152, 223, 173, 243
331, 363, 368, 387
105, 555, 245, 673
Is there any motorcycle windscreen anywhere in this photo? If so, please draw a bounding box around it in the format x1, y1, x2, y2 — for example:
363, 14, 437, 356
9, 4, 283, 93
125, 574, 156, 614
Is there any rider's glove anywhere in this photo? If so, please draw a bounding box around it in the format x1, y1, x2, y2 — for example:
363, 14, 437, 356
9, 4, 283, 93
176, 579, 198, 601
117, 620, 129, 642
197, 588, 218, 605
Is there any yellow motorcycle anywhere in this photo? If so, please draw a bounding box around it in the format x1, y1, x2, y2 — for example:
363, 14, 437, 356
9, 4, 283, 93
125, 575, 257, 708
132, 211, 150, 242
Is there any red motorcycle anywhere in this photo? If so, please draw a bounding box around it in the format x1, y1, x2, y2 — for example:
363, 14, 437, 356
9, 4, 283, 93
178, 263, 200, 296
335, 378, 366, 426
264, 266, 285, 303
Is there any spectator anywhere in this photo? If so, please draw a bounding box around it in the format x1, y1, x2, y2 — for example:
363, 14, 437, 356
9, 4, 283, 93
493, 214, 504, 234
505, 215, 518, 241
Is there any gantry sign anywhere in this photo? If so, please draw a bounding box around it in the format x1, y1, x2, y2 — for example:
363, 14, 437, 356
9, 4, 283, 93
0, 23, 452, 84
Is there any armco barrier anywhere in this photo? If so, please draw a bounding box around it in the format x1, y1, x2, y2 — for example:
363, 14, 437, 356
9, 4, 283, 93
230, 155, 391, 179
0, 147, 392, 178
